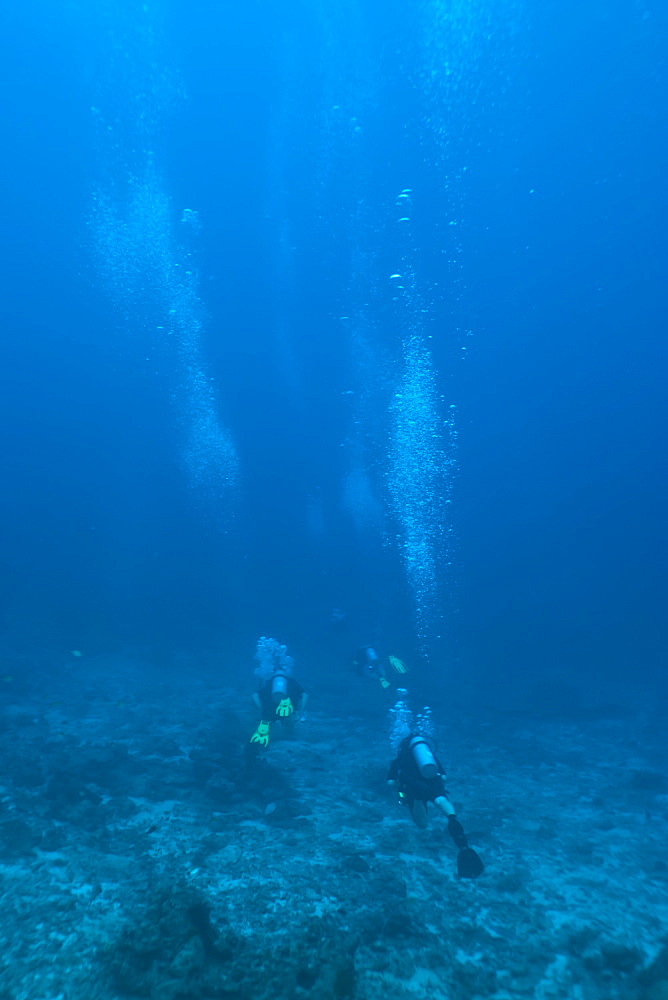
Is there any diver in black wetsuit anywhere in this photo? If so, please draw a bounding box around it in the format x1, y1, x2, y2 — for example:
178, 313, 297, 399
252, 673, 306, 734
352, 645, 408, 691
388, 734, 484, 878
249, 637, 307, 749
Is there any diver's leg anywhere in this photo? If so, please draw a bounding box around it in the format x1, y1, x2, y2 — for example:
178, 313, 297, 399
281, 716, 296, 739
409, 799, 428, 829
434, 795, 455, 818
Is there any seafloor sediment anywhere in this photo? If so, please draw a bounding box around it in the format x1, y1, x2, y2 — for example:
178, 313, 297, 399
1, 654, 667, 1000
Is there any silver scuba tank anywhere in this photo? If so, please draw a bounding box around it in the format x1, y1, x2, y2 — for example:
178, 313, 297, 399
409, 736, 438, 779
271, 673, 288, 705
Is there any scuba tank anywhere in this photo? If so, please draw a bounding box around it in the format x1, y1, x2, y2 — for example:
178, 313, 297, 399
361, 646, 380, 676
271, 673, 288, 705
409, 736, 438, 780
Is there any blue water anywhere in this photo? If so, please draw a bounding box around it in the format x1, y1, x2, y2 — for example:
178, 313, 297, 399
0, 0, 666, 707
1, 5, 668, 999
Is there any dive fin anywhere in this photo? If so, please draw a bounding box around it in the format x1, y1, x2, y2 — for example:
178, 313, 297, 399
457, 847, 484, 879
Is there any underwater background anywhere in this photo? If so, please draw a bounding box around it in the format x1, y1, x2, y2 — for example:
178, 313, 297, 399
2, 0, 667, 708
0, 1, 667, 999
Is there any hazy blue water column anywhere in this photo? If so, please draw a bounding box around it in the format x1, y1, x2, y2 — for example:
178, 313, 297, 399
311, 6, 387, 546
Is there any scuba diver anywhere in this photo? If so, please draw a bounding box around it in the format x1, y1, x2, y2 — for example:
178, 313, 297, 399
352, 644, 408, 690
388, 733, 484, 879
249, 637, 307, 749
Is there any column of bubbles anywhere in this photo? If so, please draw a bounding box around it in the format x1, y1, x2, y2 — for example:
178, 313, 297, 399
415, 705, 434, 740
89, 34, 239, 525
414, 0, 524, 310
166, 214, 239, 511
389, 690, 435, 749
389, 689, 413, 751
387, 188, 457, 652
416, 0, 505, 147
415, 0, 492, 290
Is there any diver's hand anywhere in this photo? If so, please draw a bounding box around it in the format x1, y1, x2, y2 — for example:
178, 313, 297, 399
276, 698, 293, 717
250, 721, 270, 746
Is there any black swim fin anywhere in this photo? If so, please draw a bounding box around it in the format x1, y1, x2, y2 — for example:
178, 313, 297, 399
457, 846, 484, 879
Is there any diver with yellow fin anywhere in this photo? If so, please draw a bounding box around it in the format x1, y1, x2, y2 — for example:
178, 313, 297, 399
388, 733, 484, 879
249, 637, 307, 750
352, 644, 408, 691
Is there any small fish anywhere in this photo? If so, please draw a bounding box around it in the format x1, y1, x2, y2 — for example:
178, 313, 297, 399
71, 650, 82, 657
2, 675, 12, 683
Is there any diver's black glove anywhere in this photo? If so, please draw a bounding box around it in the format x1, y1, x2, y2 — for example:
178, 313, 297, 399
448, 815, 468, 850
